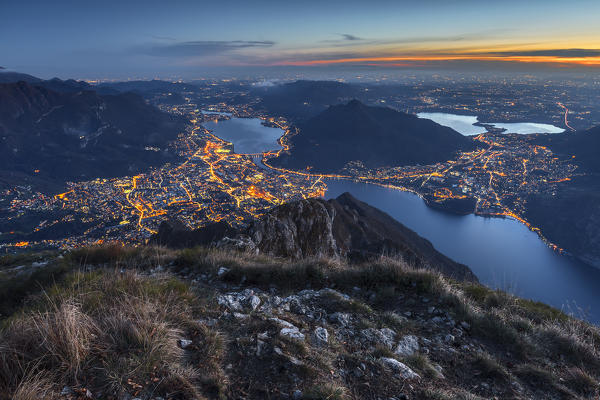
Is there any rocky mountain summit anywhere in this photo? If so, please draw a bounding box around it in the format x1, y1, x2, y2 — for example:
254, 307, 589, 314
0, 245, 598, 400
153, 193, 475, 282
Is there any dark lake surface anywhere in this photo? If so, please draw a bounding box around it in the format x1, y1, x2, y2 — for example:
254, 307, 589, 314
325, 180, 600, 323
207, 116, 600, 323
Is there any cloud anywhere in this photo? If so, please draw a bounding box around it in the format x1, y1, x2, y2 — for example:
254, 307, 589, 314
488, 48, 600, 58
150, 35, 177, 41
340, 34, 362, 41
319, 31, 503, 48
320, 33, 366, 44
137, 40, 276, 58
0, 66, 5, 70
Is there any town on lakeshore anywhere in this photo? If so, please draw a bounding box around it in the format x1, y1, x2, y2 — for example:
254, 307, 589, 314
1, 77, 590, 253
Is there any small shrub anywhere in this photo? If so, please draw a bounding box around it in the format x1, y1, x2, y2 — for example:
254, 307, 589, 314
371, 345, 395, 359
563, 367, 598, 396
302, 384, 347, 400
517, 299, 569, 323
539, 324, 600, 368
470, 311, 529, 358
403, 353, 443, 379
472, 352, 508, 381
514, 364, 554, 388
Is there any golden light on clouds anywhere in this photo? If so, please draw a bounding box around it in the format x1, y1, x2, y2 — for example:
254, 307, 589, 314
274, 54, 600, 67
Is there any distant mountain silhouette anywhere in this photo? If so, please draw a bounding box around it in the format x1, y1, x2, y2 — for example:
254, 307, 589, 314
0, 72, 119, 94
271, 100, 477, 172
0, 71, 42, 84
0, 81, 186, 191
255, 80, 362, 120
99, 80, 195, 96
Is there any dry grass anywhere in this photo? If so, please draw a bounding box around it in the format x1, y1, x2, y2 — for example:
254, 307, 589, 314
3, 244, 600, 399
302, 384, 347, 400
0, 269, 222, 399
564, 367, 599, 396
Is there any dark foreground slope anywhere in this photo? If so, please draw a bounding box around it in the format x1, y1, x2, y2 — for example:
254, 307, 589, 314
0, 245, 599, 399
526, 127, 600, 267
0, 81, 186, 191
153, 193, 475, 282
270, 100, 477, 173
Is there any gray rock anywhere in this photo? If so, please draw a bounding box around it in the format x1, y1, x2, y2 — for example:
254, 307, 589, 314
233, 312, 250, 320
270, 317, 297, 329
256, 339, 267, 356
217, 266, 229, 277
280, 327, 305, 341
379, 357, 420, 379
329, 312, 351, 326
257, 331, 270, 340
61, 386, 75, 396
249, 199, 339, 259
289, 298, 307, 315
361, 328, 396, 349
293, 389, 303, 399
394, 335, 420, 357
444, 334, 455, 343
216, 235, 257, 254
178, 338, 193, 349
248, 295, 261, 311
312, 327, 329, 347
32, 261, 48, 268
217, 294, 242, 311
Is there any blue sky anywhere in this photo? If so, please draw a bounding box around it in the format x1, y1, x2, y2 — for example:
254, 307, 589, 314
2, 0, 600, 79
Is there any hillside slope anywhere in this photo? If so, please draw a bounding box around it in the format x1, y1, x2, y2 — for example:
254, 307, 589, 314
0, 245, 598, 399
525, 127, 600, 267
270, 100, 477, 173
0, 81, 186, 191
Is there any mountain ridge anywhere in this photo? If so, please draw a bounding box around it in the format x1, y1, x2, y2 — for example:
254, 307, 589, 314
270, 100, 478, 173
0, 80, 187, 191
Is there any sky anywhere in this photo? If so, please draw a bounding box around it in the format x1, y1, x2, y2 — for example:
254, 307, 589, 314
2, 0, 600, 79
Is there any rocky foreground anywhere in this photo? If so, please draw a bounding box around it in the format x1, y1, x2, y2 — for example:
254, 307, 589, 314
0, 245, 599, 400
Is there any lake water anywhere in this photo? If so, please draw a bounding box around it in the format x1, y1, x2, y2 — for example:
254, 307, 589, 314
417, 113, 487, 136
204, 117, 283, 154
325, 180, 600, 323
201, 110, 233, 116
485, 122, 564, 134
207, 116, 600, 323
417, 112, 564, 135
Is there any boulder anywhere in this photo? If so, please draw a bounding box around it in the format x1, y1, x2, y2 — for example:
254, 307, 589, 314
379, 357, 420, 380
394, 335, 420, 357
312, 327, 329, 347
361, 328, 396, 349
